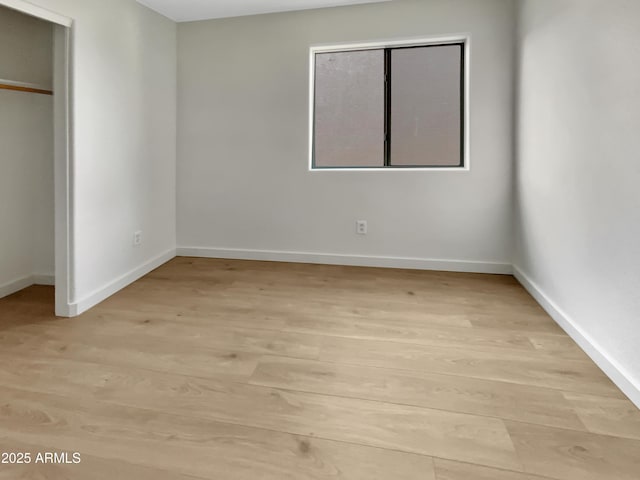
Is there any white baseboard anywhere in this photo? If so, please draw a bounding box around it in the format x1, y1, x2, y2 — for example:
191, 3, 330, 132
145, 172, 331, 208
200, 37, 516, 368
176, 247, 513, 275
513, 266, 640, 408
33, 274, 55, 286
56, 301, 75, 318
0, 273, 56, 300
69, 248, 176, 316
0, 275, 35, 300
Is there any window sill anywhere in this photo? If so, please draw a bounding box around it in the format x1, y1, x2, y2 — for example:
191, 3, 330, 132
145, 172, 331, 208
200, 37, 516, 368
309, 167, 470, 172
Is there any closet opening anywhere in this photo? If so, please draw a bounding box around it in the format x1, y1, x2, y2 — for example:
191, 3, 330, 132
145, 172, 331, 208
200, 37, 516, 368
0, 1, 72, 316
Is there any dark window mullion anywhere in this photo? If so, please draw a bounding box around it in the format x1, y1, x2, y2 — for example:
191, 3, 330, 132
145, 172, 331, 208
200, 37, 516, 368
459, 43, 465, 168
384, 48, 391, 167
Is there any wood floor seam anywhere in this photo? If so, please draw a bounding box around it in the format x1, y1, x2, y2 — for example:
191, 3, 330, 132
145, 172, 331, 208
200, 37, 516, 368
0, 342, 610, 438
0, 383, 453, 470
0, 381, 520, 470
244, 378, 610, 437
269, 351, 624, 399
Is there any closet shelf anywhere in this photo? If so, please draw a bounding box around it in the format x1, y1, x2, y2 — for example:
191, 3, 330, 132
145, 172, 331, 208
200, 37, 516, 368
0, 78, 53, 95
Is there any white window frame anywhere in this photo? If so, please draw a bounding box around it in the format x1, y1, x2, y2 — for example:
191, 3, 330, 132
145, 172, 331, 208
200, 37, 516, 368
308, 34, 471, 172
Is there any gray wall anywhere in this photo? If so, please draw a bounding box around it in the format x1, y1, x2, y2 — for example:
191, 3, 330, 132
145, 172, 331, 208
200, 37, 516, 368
0, 5, 54, 291
177, 0, 516, 269
515, 0, 640, 402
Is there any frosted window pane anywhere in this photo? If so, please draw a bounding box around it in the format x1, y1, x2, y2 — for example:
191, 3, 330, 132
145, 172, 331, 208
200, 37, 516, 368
314, 50, 385, 168
390, 45, 462, 167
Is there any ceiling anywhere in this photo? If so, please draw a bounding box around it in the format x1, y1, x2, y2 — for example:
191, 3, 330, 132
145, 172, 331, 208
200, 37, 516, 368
136, 0, 392, 22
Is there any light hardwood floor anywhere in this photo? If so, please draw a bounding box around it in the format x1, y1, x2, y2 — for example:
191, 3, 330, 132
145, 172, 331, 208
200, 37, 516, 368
0, 257, 639, 479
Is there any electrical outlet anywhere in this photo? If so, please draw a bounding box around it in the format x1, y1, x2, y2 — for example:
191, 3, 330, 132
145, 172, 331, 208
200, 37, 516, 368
133, 231, 142, 247
356, 220, 368, 235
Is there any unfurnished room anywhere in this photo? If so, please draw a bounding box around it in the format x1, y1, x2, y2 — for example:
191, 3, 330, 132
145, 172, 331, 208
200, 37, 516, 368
0, 0, 639, 478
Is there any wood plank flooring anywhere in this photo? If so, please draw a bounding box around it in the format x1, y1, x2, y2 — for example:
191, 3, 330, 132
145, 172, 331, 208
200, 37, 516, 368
0, 257, 639, 479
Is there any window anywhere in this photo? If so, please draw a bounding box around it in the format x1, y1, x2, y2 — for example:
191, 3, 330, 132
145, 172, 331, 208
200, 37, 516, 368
310, 39, 467, 170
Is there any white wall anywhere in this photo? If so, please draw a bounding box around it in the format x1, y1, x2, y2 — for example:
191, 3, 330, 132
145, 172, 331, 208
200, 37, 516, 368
0, 5, 54, 295
177, 0, 516, 272
7, 0, 178, 312
515, 0, 640, 404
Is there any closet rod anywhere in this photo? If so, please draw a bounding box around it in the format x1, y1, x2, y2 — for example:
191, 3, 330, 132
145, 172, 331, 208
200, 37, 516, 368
0, 79, 53, 96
